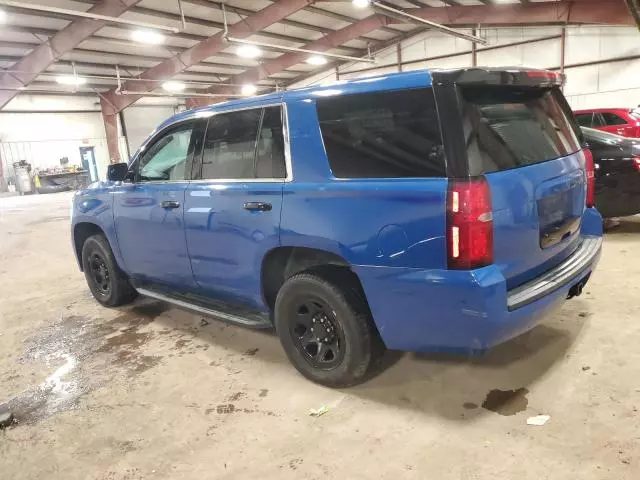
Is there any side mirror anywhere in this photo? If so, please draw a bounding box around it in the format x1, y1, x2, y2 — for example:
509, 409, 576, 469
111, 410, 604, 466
107, 163, 129, 182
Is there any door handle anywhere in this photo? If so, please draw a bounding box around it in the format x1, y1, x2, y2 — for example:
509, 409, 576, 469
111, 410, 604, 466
243, 202, 272, 212
161, 200, 181, 209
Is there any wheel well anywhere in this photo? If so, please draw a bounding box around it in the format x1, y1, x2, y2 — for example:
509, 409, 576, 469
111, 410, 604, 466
261, 247, 367, 312
73, 222, 105, 271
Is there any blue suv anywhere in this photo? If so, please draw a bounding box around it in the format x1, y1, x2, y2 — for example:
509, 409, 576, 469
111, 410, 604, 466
72, 68, 603, 387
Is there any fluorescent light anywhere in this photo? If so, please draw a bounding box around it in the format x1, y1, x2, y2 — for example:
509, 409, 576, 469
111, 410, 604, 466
131, 29, 165, 45
162, 81, 185, 92
241, 84, 258, 96
0, 9, 6, 23
352, 0, 370, 8
306, 55, 328, 66
56, 75, 86, 86
236, 45, 261, 59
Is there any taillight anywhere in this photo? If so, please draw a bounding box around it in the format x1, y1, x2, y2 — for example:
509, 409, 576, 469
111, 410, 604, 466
633, 155, 640, 172
447, 177, 493, 270
583, 148, 595, 208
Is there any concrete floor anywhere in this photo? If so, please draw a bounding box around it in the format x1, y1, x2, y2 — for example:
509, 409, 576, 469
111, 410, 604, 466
0, 192, 638, 480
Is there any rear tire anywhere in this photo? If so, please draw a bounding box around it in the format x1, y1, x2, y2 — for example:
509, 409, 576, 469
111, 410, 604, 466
81, 234, 137, 307
274, 272, 383, 387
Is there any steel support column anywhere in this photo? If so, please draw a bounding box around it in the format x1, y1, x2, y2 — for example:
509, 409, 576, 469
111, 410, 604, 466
101, 98, 120, 164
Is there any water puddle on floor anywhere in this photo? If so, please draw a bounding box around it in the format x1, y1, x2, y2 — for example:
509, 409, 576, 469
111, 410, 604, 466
0, 302, 170, 426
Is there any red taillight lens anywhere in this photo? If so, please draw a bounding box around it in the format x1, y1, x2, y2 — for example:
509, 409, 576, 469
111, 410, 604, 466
583, 148, 595, 208
447, 177, 493, 270
633, 155, 640, 172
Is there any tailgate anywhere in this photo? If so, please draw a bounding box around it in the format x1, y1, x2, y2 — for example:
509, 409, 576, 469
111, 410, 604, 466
458, 83, 586, 289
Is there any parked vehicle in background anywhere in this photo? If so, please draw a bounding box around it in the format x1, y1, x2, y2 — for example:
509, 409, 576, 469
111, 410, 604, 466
574, 108, 640, 138
71, 68, 603, 387
582, 127, 640, 218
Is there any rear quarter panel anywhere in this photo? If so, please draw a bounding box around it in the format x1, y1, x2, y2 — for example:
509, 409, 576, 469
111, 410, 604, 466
280, 94, 447, 269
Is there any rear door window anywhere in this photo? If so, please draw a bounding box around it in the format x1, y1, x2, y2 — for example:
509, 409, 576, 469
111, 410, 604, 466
194, 106, 287, 180
199, 109, 261, 180
315, 88, 446, 178
460, 86, 581, 175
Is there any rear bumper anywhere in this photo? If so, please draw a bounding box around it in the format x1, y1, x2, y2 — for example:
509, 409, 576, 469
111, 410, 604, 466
507, 236, 601, 310
354, 212, 603, 353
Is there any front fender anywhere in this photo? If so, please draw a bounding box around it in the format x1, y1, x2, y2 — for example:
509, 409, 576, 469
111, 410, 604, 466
71, 189, 126, 273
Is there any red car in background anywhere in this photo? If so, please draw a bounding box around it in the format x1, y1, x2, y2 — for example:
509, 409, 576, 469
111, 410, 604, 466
574, 108, 640, 138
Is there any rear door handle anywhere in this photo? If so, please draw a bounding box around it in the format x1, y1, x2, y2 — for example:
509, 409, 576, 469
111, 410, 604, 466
243, 202, 272, 212
161, 200, 181, 209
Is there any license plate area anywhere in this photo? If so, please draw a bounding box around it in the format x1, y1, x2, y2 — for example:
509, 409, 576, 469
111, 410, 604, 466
537, 171, 584, 249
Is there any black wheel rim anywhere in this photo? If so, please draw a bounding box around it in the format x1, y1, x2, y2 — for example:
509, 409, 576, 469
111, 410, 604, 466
290, 297, 344, 370
89, 253, 111, 296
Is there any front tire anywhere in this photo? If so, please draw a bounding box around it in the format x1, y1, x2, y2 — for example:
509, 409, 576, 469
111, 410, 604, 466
81, 234, 137, 307
274, 272, 383, 387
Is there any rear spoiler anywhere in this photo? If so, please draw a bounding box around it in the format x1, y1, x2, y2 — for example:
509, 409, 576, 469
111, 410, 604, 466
430, 67, 565, 88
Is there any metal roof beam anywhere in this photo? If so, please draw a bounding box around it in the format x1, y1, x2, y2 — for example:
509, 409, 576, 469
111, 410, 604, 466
100, 0, 314, 115
182, 0, 383, 43
69, 0, 365, 51
283, 0, 633, 88
0, 40, 311, 73
0, 0, 143, 110
188, 14, 393, 107
399, 0, 633, 26
0, 25, 358, 67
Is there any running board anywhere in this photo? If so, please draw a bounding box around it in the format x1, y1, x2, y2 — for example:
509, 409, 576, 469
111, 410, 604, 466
136, 287, 272, 328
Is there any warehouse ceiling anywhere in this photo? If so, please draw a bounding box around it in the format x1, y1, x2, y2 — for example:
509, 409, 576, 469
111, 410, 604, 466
0, 0, 635, 110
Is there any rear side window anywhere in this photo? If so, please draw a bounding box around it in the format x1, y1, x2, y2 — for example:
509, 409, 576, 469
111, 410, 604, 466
601, 112, 627, 126
316, 88, 446, 178
575, 113, 593, 127
460, 86, 581, 175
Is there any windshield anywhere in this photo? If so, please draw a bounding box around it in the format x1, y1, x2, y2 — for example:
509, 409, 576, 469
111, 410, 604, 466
460, 86, 581, 175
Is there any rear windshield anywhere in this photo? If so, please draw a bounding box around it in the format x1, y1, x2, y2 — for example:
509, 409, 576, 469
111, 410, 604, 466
460, 86, 581, 175
316, 88, 446, 178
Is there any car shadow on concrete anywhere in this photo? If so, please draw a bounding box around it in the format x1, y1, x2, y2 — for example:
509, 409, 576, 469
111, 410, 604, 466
350, 303, 589, 421
117, 295, 589, 422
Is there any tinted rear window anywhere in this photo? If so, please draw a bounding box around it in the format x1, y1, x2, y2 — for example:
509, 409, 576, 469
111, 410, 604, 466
316, 88, 446, 178
460, 86, 581, 175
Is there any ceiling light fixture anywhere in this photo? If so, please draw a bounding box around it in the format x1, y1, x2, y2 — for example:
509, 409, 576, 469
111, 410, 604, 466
236, 44, 262, 59
241, 84, 258, 96
306, 55, 328, 66
55, 75, 86, 86
131, 29, 165, 45
352, 0, 370, 8
0, 8, 6, 23
162, 81, 186, 92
